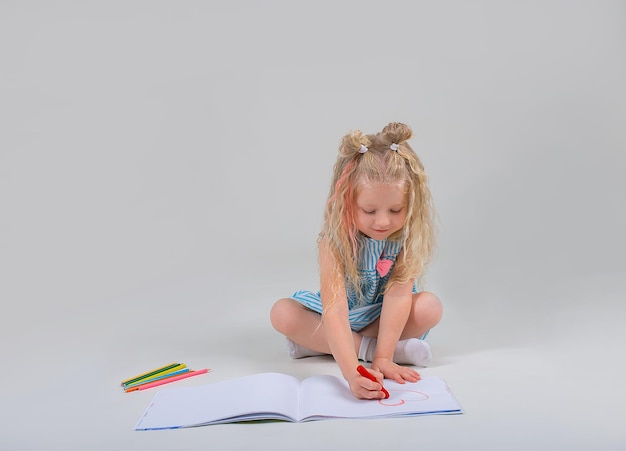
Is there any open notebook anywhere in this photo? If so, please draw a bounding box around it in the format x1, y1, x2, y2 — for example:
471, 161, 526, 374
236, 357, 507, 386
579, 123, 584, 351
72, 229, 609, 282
134, 372, 462, 430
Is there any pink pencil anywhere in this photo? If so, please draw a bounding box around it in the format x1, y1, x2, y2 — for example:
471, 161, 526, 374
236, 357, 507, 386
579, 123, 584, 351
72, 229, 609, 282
134, 368, 210, 391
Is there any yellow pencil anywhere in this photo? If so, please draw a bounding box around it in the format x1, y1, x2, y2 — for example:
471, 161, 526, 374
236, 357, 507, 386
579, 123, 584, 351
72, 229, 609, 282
124, 369, 191, 392
123, 365, 188, 388
121, 362, 181, 386
126, 368, 210, 392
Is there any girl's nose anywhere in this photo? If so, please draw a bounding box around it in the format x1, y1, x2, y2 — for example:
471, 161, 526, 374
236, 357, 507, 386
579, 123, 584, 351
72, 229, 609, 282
374, 214, 390, 228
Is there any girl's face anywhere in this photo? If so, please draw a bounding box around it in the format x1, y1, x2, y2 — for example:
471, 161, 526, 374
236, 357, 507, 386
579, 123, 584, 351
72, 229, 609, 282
354, 181, 407, 240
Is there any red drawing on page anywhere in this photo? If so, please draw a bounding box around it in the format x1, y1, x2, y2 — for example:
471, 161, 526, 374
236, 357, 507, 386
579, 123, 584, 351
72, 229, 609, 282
378, 389, 429, 406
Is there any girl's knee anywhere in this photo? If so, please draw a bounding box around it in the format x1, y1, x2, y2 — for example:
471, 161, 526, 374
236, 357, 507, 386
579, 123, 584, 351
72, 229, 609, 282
270, 298, 297, 333
413, 291, 443, 328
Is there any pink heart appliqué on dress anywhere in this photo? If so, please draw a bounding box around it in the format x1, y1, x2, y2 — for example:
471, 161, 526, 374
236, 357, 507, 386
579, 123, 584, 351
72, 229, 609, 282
375, 259, 393, 277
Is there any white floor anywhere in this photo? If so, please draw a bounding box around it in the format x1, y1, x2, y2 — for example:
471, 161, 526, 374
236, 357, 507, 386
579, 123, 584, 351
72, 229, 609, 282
1, 264, 625, 450
2, 1, 625, 450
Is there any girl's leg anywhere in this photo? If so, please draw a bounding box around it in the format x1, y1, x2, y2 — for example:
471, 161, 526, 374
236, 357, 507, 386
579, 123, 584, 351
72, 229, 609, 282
270, 294, 442, 365
270, 298, 362, 356
357, 291, 443, 339
356, 292, 443, 365
400, 291, 443, 340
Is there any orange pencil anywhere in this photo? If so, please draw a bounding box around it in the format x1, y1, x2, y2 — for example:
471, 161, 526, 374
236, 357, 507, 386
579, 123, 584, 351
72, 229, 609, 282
124, 368, 190, 391
127, 368, 210, 392
121, 362, 180, 386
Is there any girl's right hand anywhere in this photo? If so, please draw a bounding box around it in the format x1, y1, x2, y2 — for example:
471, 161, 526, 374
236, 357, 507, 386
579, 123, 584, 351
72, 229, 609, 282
347, 368, 387, 400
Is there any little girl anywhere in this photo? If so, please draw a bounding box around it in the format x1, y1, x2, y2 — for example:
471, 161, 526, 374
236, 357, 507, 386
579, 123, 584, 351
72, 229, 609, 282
270, 122, 443, 400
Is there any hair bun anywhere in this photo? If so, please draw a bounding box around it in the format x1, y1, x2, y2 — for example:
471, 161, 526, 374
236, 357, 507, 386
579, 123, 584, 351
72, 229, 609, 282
339, 130, 371, 157
381, 122, 413, 144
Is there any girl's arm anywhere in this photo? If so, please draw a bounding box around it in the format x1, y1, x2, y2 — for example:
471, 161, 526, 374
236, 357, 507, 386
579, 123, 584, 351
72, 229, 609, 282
371, 263, 420, 383
319, 237, 387, 399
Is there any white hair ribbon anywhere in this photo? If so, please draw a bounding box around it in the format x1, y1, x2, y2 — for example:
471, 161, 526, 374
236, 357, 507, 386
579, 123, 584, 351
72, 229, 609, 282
390, 143, 399, 151
359, 144, 369, 153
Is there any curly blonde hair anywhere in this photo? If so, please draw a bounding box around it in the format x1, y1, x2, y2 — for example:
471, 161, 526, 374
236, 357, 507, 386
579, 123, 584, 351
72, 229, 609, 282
320, 122, 436, 299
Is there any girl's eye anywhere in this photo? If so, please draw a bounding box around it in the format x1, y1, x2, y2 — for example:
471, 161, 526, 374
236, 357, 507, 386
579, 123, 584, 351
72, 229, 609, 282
363, 210, 375, 215
390, 209, 403, 214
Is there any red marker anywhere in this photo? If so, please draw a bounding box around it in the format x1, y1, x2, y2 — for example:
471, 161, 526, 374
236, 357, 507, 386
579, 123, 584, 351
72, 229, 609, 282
357, 365, 390, 399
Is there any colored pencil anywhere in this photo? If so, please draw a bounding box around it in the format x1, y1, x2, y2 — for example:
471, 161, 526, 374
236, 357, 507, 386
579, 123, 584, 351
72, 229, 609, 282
127, 368, 210, 392
124, 370, 192, 392
123, 368, 191, 389
121, 362, 181, 386
122, 364, 187, 388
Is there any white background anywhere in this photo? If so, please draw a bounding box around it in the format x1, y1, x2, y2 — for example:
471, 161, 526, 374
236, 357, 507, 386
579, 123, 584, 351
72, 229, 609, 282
1, 1, 625, 450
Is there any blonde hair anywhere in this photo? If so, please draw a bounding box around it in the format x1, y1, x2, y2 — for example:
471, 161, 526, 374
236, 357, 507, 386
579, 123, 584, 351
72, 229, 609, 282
320, 122, 436, 299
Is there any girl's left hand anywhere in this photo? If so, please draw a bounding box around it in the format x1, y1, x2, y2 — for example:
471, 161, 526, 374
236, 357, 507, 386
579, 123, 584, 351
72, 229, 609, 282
371, 358, 421, 384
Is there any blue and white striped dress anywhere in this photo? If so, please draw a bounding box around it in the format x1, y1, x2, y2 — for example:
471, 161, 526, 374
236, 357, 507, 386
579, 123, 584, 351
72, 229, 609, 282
290, 235, 418, 331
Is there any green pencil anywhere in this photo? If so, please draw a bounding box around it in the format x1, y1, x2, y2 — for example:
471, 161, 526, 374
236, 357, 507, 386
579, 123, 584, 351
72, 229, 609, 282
121, 362, 182, 387
123, 365, 188, 388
